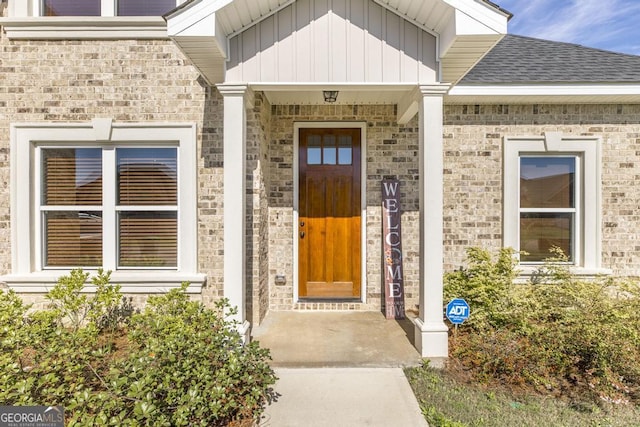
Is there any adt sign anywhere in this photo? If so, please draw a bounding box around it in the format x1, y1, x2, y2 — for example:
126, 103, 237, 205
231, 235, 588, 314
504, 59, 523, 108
446, 298, 470, 325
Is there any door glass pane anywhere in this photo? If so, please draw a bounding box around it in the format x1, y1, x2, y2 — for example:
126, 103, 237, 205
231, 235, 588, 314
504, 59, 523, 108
42, 0, 101, 16
117, 148, 177, 205
338, 135, 352, 165
43, 148, 102, 205
119, 211, 177, 267
323, 135, 336, 165
520, 212, 573, 262
118, 0, 176, 16
307, 135, 321, 165
44, 211, 102, 266
520, 157, 575, 208
323, 148, 337, 164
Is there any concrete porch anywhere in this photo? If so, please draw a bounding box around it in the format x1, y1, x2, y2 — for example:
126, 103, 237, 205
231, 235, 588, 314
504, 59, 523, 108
251, 311, 423, 368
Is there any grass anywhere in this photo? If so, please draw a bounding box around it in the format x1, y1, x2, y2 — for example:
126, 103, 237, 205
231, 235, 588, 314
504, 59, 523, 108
405, 363, 640, 427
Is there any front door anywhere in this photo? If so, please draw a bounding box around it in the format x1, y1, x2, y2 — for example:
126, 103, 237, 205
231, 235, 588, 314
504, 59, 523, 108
298, 128, 361, 299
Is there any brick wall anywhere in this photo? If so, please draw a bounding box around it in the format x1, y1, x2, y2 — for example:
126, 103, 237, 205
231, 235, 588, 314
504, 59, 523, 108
0, 32, 227, 306
246, 92, 271, 325
443, 104, 640, 277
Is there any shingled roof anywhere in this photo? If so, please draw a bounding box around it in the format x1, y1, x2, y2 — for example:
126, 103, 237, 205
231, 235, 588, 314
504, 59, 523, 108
460, 34, 640, 84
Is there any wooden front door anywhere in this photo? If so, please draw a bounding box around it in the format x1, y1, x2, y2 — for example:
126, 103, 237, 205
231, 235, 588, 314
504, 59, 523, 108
299, 128, 361, 299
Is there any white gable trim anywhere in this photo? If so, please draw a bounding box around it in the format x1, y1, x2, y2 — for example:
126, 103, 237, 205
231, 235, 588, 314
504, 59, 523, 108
166, 0, 508, 85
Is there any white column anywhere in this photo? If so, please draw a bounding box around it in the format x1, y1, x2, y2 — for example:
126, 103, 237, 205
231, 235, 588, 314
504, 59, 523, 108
414, 84, 450, 360
217, 84, 253, 342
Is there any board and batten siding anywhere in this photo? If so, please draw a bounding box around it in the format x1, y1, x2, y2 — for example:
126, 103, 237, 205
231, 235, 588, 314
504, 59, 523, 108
226, 0, 438, 83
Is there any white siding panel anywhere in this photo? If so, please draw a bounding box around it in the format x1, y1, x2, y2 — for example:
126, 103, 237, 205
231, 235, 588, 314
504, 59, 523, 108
420, 31, 437, 82
260, 15, 277, 81
228, 35, 240, 72
313, 0, 330, 81
348, 0, 366, 81
225, 0, 437, 84
402, 23, 419, 82
366, 1, 383, 82
383, 11, 401, 81
241, 25, 259, 81
278, 5, 295, 81
330, 0, 348, 81
295, 1, 312, 80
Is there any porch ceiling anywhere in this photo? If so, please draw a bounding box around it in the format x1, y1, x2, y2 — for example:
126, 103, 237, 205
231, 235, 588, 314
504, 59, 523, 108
252, 83, 415, 106
166, 0, 509, 85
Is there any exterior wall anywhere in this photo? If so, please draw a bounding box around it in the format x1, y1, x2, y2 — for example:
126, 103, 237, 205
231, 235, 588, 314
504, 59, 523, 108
226, 0, 437, 83
0, 30, 227, 306
443, 104, 640, 277
267, 104, 422, 312
2, 22, 640, 321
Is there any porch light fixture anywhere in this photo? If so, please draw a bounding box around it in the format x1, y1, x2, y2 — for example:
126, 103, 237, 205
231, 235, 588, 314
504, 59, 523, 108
323, 90, 339, 103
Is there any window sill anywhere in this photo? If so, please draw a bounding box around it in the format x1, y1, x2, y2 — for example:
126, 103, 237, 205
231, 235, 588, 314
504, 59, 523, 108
0, 16, 168, 40
0, 271, 205, 294
514, 265, 613, 283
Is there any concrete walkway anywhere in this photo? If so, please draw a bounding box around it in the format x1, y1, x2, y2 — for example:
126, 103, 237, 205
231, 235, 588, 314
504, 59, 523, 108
252, 312, 428, 426
259, 368, 428, 427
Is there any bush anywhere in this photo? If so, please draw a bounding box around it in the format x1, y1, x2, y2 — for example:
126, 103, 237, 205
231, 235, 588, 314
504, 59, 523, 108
444, 247, 518, 328
0, 270, 277, 426
445, 248, 640, 406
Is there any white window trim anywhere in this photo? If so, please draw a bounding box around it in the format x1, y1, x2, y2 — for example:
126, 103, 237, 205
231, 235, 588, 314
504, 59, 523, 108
1, 0, 187, 40
504, 132, 610, 279
3, 119, 204, 294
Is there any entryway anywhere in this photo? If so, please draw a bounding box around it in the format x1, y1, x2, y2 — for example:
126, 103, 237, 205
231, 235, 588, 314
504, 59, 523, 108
297, 127, 362, 300
251, 311, 422, 367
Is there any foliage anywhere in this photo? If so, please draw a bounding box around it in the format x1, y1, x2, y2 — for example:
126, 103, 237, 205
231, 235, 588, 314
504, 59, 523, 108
0, 270, 277, 426
443, 247, 640, 406
444, 247, 518, 328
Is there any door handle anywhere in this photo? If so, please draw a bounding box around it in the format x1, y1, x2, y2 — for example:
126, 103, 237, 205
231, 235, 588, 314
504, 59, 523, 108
300, 231, 305, 239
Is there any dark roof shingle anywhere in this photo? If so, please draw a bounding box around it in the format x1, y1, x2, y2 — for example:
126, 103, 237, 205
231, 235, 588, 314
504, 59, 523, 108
460, 34, 640, 84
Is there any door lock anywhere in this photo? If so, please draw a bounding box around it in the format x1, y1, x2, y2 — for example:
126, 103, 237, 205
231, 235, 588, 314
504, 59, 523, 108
300, 231, 305, 238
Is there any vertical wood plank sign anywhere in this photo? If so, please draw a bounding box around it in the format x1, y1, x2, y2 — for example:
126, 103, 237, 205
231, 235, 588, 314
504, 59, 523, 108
382, 179, 405, 319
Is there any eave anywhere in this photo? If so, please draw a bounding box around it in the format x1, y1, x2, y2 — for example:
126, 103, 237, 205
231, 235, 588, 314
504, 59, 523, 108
446, 84, 640, 104
0, 16, 168, 39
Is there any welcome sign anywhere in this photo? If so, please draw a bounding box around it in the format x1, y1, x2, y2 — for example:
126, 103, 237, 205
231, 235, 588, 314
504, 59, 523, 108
382, 179, 405, 319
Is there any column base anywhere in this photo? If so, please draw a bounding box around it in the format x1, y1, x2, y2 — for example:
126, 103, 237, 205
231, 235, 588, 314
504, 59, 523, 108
237, 320, 251, 345
413, 317, 449, 359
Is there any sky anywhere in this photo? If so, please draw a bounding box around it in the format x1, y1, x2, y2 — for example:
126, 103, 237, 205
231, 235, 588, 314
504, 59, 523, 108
495, 0, 640, 56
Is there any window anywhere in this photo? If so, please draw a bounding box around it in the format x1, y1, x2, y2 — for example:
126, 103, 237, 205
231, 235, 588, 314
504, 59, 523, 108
6, 120, 203, 293
306, 132, 353, 165
117, 0, 177, 16
42, 148, 104, 266
504, 133, 607, 275
42, 0, 101, 16
41, 0, 177, 16
40, 147, 178, 268
519, 157, 576, 262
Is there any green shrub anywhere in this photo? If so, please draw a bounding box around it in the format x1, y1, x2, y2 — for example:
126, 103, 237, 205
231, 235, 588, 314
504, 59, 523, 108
446, 248, 640, 406
444, 247, 518, 328
0, 270, 277, 426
